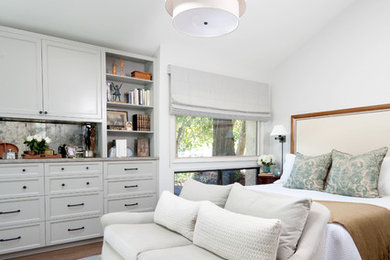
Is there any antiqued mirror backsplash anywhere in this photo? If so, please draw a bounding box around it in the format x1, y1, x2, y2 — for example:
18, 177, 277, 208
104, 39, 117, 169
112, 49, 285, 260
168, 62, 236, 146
0, 120, 94, 157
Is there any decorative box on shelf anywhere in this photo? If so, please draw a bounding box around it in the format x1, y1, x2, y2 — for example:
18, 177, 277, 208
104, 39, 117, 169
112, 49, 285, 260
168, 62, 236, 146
131, 71, 152, 80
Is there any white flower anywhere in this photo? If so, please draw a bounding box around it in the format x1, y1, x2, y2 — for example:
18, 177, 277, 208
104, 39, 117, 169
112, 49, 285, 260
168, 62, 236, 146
26, 136, 33, 142
257, 154, 275, 165
44, 137, 52, 144
34, 135, 42, 142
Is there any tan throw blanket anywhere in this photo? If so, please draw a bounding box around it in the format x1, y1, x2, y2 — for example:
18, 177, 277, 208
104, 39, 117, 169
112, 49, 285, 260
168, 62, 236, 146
317, 201, 390, 260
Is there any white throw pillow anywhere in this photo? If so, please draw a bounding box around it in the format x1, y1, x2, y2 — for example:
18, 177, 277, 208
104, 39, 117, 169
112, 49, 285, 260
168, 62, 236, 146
180, 178, 232, 207
278, 153, 296, 184
154, 191, 201, 240
193, 201, 281, 260
224, 183, 312, 260
378, 156, 390, 196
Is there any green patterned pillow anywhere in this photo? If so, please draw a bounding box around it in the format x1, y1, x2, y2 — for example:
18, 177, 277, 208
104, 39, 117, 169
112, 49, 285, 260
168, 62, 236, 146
325, 147, 388, 198
283, 153, 332, 191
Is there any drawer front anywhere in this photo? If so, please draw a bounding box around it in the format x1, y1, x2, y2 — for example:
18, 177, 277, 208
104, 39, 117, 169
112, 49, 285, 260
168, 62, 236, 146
105, 161, 156, 178
0, 178, 43, 199
47, 193, 103, 220
46, 162, 103, 176
47, 175, 102, 195
0, 164, 43, 178
105, 195, 156, 214
106, 178, 155, 197
46, 216, 102, 245
0, 197, 44, 226
0, 223, 45, 254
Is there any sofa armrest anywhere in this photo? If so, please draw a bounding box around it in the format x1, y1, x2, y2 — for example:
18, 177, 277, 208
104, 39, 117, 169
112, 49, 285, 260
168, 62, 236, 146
101, 211, 155, 229
289, 202, 330, 260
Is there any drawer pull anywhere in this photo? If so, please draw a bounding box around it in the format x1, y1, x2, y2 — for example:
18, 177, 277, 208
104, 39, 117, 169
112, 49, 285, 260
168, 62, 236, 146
86, 182, 90, 185
124, 168, 138, 171
67, 203, 84, 207
124, 185, 138, 189
22, 169, 26, 172
61, 183, 66, 187
0, 210, 21, 215
68, 227, 85, 232
125, 203, 138, 207
0, 236, 21, 242
61, 168, 65, 171
86, 167, 89, 170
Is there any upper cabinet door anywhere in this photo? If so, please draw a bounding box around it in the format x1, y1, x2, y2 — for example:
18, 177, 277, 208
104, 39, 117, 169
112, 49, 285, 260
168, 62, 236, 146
0, 31, 43, 117
42, 40, 102, 120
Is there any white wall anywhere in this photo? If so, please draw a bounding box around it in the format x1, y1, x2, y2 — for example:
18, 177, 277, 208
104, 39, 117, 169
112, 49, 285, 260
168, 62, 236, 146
270, 0, 390, 160
156, 43, 270, 194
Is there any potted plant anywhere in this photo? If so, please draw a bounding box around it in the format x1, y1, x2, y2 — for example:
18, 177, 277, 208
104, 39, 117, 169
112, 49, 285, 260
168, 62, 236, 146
257, 154, 275, 173
24, 135, 52, 155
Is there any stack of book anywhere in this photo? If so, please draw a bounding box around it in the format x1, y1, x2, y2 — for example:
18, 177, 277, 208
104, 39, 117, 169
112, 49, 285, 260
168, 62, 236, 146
128, 89, 151, 106
132, 114, 151, 131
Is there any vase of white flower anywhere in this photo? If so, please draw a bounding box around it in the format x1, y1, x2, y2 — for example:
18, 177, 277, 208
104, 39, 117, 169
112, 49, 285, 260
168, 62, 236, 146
24, 135, 52, 154
257, 154, 275, 173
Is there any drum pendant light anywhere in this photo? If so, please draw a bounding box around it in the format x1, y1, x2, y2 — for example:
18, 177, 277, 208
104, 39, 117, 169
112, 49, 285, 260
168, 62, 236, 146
165, 0, 246, 37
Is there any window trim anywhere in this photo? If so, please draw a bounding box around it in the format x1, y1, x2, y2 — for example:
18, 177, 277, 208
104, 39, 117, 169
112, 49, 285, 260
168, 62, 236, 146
170, 116, 264, 170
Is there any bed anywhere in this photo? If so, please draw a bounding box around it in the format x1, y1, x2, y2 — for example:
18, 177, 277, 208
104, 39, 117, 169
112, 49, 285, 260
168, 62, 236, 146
254, 104, 390, 260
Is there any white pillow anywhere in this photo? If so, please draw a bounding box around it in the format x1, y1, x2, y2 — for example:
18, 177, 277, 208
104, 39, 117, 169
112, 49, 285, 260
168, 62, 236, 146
154, 191, 201, 240
378, 156, 390, 196
180, 178, 232, 207
278, 153, 296, 184
224, 183, 312, 260
193, 201, 281, 260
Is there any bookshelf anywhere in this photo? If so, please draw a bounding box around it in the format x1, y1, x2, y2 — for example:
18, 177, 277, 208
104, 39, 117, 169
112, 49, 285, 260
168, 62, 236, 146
103, 50, 155, 158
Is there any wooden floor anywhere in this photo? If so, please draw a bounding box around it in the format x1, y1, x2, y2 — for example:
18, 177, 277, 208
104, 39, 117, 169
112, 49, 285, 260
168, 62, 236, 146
6, 242, 102, 260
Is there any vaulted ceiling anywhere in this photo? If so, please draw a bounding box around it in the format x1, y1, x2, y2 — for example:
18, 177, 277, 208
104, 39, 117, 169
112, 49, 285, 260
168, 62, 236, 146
0, 0, 356, 74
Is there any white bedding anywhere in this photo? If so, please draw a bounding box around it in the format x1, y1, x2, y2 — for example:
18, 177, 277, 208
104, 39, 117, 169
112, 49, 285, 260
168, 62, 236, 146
248, 183, 390, 260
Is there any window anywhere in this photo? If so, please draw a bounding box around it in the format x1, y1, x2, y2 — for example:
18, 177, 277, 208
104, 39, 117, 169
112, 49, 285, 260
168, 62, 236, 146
174, 168, 258, 195
176, 116, 258, 158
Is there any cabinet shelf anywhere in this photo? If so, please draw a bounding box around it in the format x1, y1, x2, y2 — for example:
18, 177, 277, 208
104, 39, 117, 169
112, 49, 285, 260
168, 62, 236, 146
107, 102, 153, 110
106, 74, 153, 85
107, 129, 154, 134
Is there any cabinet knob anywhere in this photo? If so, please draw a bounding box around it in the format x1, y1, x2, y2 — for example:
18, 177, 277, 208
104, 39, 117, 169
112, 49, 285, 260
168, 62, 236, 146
86, 167, 89, 170
61, 183, 65, 187
39, 111, 43, 114
86, 182, 90, 185
44, 111, 48, 114
22, 169, 26, 172
61, 168, 65, 171
22, 186, 27, 190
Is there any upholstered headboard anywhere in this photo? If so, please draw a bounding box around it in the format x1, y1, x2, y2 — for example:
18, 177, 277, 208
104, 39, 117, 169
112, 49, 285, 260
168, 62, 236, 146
291, 104, 390, 156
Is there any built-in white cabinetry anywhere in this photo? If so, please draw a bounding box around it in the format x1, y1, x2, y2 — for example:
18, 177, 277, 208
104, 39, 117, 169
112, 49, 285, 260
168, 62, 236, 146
42, 40, 101, 120
0, 27, 102, 122
0, 31, 43, 117
0, 159, 157, 257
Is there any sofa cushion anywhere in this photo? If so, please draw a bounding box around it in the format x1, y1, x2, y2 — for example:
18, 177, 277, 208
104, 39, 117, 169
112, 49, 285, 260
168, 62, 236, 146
154, 191, 201, 240
224, 183, 312, 260
138, 245, 223, 260
104, 223, 192, 260
193, 201, 281, 260
180, 178, 232, 207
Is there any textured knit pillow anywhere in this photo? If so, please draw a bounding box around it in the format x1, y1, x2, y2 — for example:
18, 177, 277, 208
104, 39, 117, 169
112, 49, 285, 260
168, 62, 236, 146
154, 191, 201, 240
225, 183, 311, 260
193, 201, 281, 260
283, 152, 332, 191
325, 147, 388, 198
180, 178, 232, 207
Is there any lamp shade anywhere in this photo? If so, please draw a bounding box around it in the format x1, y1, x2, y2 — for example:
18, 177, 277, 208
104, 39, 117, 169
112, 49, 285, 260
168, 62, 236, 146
165, 0, 246, 37
270, 125, 288, 136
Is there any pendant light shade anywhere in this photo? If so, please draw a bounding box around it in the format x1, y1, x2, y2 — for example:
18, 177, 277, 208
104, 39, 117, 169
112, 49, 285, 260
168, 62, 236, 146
165, 0, 246, 37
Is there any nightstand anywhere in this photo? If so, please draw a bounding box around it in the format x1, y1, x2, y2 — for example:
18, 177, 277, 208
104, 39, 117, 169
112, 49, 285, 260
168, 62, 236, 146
257, 173, 280, 185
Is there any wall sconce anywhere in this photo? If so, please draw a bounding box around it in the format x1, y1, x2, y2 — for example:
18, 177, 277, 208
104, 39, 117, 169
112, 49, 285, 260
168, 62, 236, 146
270, 125, 288, 175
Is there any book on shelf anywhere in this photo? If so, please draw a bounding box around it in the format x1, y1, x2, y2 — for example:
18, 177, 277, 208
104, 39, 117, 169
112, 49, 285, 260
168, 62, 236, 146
132, 114, 151, 131
126, 89, 151, 106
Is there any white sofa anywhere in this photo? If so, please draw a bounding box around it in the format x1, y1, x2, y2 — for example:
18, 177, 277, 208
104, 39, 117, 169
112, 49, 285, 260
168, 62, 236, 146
100, 181, 330, 260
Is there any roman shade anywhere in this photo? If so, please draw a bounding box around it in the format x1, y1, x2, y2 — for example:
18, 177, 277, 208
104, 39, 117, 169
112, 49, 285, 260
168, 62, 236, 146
168, 65, 271, 120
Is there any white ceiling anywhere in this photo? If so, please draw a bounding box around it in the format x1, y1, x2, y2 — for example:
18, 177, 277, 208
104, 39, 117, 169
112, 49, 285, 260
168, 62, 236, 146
0, 0, 356, 74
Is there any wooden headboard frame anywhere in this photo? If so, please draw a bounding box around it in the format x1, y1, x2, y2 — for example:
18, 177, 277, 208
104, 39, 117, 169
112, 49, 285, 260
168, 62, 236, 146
290, 103, 390, 154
